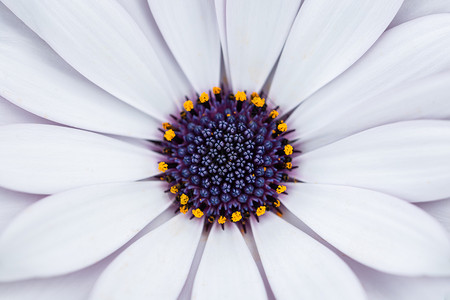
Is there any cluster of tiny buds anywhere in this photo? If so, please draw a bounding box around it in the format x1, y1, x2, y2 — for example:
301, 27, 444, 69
154, 86, 297, 229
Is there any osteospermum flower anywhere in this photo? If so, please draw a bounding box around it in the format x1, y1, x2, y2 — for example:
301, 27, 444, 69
1, 0, 450, 299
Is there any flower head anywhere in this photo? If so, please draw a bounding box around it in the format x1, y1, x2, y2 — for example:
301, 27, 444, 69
0, 1, 450, 299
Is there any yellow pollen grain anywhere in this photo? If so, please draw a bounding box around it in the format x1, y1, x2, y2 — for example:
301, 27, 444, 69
285, 162, 292, 169
164, 129, 176, 141
278, 121, 287, 132
199, 92, 209, 103
231, 211, 242, 222
284, 144, 293, 155
218, 216, 227, 224
269, 110, 279, 119
276, 211, 283, 217
213, 86, 221, 94
274, 200, 281, 207
276, 185, 287, 194
170, 186, 178, 194
180, 194, 189, 205
183, 100, 194, 111
158, 162, 168, 172
180, 205, 188, 214
162, 122, 172, 130
251, 92, 259, 99
256, 206, 266, 216
251, 97, 265, 107
192, 208, 204, 218
235, 91, 247, 101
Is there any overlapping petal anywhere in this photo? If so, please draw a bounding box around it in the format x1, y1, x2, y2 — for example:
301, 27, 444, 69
251, 214, 366, 299
296, 72, 450, 151
0, 182, 171, 281
148, 0, 221, 92
298, 120, 450, 202
90, 214, 203, 300
0, 3, 161, 139
285, 183, 450, 276
290, 14, 450, 149
269, 0, 403, 111
0, 124, 160, 194
2, 0, 177, 119
390, 0, 450, 28
0, 96, 49, 126
225, 0, 302, 92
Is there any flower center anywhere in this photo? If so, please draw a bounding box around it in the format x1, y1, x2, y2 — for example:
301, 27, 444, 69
156, 87, 296, 228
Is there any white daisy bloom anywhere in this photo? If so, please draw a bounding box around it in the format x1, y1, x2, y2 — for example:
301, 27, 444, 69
0, 0, 450, 299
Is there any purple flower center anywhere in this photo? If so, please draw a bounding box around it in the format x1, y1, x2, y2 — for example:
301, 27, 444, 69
156, 88, 296, 228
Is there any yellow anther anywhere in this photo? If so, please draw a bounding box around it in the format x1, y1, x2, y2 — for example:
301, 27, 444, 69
170, 186, 178, 194
164, 129, 176, 141
226, 113, 231, 117
231, 211, 242, 222
264, 167, 267, 171
273, 200, 281, 207
180, 205, 188, 214
192, 208, 204, 218
278, 121, 287, 132
213, 86, 221, 94
284, 144, 293, 155
256, 206, 266, 216
251, 97, 265, 107
269, 110, 279, 119
162, 122, 172, 130
180, 194, 189, 205
285, 162, 292, 169
218, 216, 227, 224
199, 92, 209, 103
235, 91, 247, 101
251, 92, 259, 99
276, 185, 287, 194
183, 100, 194, 111
276, 211, 283, 217
158, 162, 168, 172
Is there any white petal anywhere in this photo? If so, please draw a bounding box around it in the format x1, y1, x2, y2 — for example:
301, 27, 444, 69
2, 0, 176, 119
251, 214, 366, 300
225, 0, 302, 92
90, 214, 203, 300
0, 181, 171, 281
116, 0, 194, 100
0, 96, 49, 126
348, 260, 450, 300
192, 223, 267, 300
214, 0, 231, 81
390, 0, 450, 28
298, 71, 450, 152
0, 4, 161, 139
418, 199, 450, 234
0, 124, 160, 194
0, 260, 109, 300
148, 0, 221, 92
269, 0, 403, 110
0, 187, 39, 234
290, 14, 450, 142
285, 183, 450, 276
298, 120, 450, 202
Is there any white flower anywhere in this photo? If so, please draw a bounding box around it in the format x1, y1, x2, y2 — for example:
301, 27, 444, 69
0, 0, 450, 299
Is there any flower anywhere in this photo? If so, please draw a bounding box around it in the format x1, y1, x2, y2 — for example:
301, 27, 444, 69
0, 1, 450, 299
